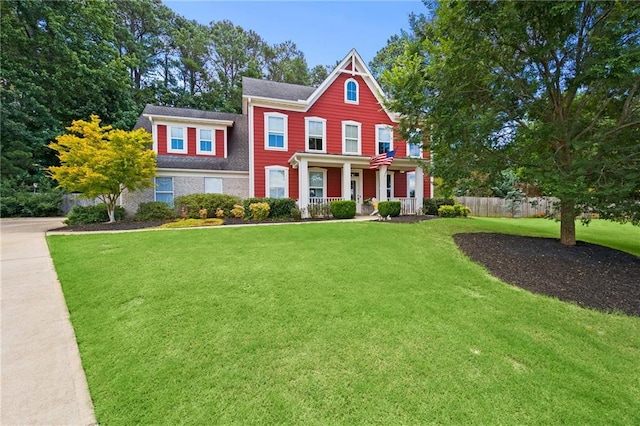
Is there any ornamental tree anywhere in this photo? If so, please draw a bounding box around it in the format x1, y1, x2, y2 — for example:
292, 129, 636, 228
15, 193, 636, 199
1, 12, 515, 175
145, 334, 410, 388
382, 1, 640, 245
48, 115, 156, 223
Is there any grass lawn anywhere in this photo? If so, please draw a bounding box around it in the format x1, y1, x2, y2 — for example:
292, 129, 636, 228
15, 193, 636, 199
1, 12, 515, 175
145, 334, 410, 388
48, 218, 640, 425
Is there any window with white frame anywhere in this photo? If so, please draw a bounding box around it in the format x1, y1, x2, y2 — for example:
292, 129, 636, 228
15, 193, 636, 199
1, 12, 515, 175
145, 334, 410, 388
265, 166, 288, 198
309, 169, 326, 198
345, 78, 359, 104
409, 143, 422, 158
204, 177, 223, 194
386, 173, 394, 199
265, 113, 287, 150
376, 125, 393, 154
407, 171, 416, 198
168, 126, 186, 153
155, 177, 174, 206
197, 129, 214, 155
342, 121, 361, 154
305, 117, 326, 152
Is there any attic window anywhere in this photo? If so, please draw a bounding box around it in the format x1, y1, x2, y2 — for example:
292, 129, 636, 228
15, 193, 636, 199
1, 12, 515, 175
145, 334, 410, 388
345, 78, 358, 104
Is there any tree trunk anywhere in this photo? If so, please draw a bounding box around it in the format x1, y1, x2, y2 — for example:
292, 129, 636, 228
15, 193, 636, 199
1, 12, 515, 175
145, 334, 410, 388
107, 206, 116, 223
560, 200, 576, 246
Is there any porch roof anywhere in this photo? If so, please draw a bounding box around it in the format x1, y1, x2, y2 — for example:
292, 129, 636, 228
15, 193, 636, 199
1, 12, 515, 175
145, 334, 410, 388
288, 151, 420, 171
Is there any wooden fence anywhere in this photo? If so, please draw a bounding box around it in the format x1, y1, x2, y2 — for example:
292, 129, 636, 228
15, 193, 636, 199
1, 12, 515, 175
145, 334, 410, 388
455, 196, 559, 218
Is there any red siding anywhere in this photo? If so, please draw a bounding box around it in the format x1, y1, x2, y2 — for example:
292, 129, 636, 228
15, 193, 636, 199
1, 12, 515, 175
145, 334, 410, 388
216, 129, 225, 157
395, 173, 407, 198
327, 167, 342, 198
363, 169, 377, 199
187, 127, 196, 155
157, 125, 167, 155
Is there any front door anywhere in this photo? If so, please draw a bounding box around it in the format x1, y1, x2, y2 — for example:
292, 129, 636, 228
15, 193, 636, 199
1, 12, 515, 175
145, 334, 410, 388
350, 172, 362, 214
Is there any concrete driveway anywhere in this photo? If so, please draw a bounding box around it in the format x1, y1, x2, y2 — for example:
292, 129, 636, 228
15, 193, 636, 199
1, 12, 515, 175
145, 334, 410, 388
1, 218, 96, 425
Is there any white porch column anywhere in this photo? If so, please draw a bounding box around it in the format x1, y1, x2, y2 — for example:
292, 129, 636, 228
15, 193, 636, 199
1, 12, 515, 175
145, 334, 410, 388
298, 158, 309, 218
342, 162, 351, 201
415, 166, 424, 213
379, 165, 388, 202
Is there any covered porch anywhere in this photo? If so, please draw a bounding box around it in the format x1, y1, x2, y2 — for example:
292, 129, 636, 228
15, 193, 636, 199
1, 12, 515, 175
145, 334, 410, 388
289, 152, 426, 217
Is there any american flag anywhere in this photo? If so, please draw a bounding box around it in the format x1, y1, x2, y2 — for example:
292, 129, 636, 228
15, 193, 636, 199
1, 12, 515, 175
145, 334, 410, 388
369, 149, 396, 169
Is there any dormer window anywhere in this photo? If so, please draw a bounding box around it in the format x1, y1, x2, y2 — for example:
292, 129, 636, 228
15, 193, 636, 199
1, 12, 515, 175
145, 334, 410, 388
345, 78, 359, 104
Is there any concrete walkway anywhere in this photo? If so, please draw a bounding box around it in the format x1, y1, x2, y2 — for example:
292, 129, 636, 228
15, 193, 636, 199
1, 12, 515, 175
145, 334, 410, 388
1, 218, 96, 425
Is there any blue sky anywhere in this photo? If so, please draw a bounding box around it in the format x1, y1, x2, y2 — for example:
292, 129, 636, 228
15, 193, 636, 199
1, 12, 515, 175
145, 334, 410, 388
164, 1, 427, 68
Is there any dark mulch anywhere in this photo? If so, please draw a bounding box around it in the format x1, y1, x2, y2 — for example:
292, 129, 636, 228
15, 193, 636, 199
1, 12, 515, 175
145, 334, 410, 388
454, 233, 640, 317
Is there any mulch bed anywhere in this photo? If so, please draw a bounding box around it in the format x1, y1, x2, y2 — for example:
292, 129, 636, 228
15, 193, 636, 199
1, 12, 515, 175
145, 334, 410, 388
454, 233, 640, 317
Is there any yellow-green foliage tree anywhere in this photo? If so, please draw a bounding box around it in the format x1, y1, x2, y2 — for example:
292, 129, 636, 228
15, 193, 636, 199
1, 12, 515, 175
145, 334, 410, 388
48, 115, 156, 223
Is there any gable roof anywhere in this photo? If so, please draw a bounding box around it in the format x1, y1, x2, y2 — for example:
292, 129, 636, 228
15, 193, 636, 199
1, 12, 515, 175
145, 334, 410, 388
242, 77, 316, 102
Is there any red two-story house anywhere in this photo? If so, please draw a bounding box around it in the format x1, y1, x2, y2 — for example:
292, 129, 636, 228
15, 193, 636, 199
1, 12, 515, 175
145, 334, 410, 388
125, 49, 431, 216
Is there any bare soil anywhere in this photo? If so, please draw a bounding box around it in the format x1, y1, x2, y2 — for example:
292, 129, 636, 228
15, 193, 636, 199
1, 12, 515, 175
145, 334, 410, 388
454, 233, 640, 317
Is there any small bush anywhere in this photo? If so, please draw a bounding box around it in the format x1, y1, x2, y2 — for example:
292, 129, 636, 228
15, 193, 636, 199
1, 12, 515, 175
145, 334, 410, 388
243, 197, 296, 219
199, 208, 208, 220
174, 193, 241, 219
249, 202, 270, 221
215, 208, 225, 218
423, 198, 455, 215
330, 200, 356, 219
291, 207, 302, 220
308, 203, 331, 218
378, 201, 401, 217
438, 203, 470, 218
231, 204, 245, 218
134, 202, 176, 221
65, 204, 125, 225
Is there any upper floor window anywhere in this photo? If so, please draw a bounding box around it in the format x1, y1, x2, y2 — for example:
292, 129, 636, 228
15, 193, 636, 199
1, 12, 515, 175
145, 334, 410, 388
408, 143, 422, 158
168, 126, 186, 154
342, 121, 361, 155
376, 125, 393, 154
345, 78, 359, 104
265, 113, 287, 150
197, 129, 214, 155
305, 117, 326, 152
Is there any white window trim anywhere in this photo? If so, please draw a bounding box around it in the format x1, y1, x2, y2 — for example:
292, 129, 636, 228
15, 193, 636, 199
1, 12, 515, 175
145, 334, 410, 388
342, 120, 361, 155
196, 128, 216, 156
204, 177, 223, 194
344, 78, 359, 105
154, 176, 174, 205
308, 167, 327, 199
375, 124, 394, 155
305, 117, 327, 153
408, 143, 423, 158
264, 112, 288, 151
167, 126, 187, 154
386, 171, 395, 199
265, 165, 289, 198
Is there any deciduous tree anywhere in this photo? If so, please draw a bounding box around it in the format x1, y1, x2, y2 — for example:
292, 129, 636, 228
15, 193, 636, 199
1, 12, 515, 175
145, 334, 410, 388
48, 116, 156, 223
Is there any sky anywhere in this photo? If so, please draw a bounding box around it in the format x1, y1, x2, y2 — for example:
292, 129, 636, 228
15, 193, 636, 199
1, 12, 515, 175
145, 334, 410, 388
164, 0, 427, 68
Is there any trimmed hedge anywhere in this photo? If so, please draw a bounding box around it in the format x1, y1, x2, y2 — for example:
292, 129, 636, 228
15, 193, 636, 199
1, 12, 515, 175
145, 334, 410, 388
65, 204, 126, 225
438, 203, 471, 218
174, 193, 241, 219
243, 197, 297, 219
423, 198, 455, 215
330, 200, 356, 219
0, 191, 63, 217
134, 201, 177, 221
378, 201, 401, 217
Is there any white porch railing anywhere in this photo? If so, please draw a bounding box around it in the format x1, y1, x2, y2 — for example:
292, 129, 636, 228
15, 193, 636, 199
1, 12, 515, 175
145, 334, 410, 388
390, 197, 419, 215
307, 197, 344, 218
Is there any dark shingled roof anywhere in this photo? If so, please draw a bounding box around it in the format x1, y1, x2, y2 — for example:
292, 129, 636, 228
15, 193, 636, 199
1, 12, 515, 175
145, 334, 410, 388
242, 77, 316, 102
134, 105, 248, 171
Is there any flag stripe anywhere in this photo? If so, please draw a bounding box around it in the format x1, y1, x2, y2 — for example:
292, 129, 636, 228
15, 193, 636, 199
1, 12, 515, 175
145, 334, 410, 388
369, 149, 396, 169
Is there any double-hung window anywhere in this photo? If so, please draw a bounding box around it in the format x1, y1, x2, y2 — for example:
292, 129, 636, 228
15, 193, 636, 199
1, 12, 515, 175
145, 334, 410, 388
345, 78, 359, 104
306, 117, 326, 152
376, 125, 393, 154
265, 113, 287, 150
155, 177, 174, 206
409, 143, 422, 158
198, 129, 214, 155
309, 169, 326, 198
265, 166, 288, 198
169, 127, 186, 153
342, 121, 361, 155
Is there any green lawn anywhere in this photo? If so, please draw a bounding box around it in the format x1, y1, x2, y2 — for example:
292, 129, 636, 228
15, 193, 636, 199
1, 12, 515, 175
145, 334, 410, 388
48, 218, 640, 425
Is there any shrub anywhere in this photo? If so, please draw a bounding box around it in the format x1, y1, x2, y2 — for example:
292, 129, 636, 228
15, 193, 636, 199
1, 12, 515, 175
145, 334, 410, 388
330, 200, 356, 219
378, 201, 401, 217
438, 203, 470, 218
249, 202, 270, 221
133, 202, 176, 221
174, 193, 241, 219
198, 208, 208, 220
65, 204, 125, 225
215, 208, 225, 218
243, 197, 296, 219
308, 202, 331, 218
231, 204, 245, 219
423, 198, 455, 215
0, 191, 63, 217
290, 207, 302, 220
